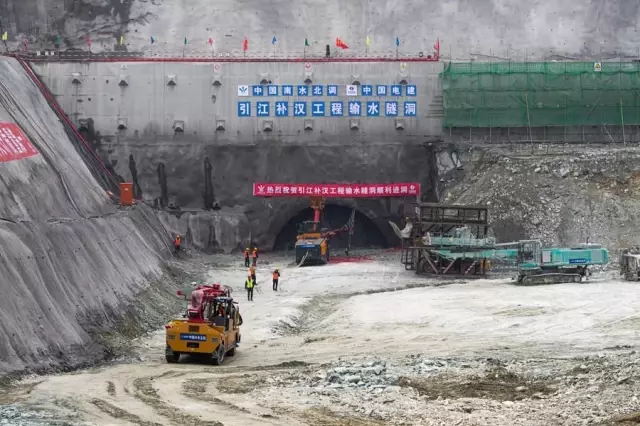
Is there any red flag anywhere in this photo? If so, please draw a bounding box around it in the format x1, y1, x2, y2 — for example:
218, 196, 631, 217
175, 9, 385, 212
243, 37, 248, 52
336, 37, 348, 49
86, 34, 91, 46
208, 37, 214, 45
434, 38, 440, 52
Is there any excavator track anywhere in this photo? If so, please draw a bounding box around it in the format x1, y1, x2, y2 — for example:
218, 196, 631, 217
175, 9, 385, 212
517, 273, 582, 286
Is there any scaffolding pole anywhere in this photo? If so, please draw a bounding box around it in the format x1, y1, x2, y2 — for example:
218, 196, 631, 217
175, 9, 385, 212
525, 93, 533, 147
621, 96, 626, 145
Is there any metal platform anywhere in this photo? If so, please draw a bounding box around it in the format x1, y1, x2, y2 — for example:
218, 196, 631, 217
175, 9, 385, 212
400, 203, 492, 277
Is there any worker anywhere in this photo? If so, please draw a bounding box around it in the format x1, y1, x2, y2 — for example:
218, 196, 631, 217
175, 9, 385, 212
272, 268, 280, 291
244, 247, 250, 267
252, 247, 258, 266
249, 265, 257, 288
173, 234, 181, 255
245, 275, 254, 301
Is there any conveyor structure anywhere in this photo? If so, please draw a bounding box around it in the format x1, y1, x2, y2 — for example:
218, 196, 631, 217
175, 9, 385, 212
392, 203, 609, 284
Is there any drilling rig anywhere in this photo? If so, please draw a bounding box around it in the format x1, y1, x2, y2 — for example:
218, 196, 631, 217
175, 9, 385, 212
294, 196, 355, 266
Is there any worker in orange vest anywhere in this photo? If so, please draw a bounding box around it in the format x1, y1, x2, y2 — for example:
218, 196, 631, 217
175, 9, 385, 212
272, 269, 280, 291
249, 265, 256, 288
252, 247, 258, 266
173, 234, 181, 255
244, 247, 250, 267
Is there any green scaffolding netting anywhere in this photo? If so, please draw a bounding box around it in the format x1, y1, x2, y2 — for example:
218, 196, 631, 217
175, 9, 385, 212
441, 61, 640, 128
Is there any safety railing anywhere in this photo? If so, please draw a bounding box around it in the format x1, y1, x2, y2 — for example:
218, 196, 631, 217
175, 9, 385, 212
8, 48, 440, 63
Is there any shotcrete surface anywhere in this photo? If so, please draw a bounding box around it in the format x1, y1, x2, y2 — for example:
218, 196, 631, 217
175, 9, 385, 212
0, 55, 178, 375
2, 252, 639, 425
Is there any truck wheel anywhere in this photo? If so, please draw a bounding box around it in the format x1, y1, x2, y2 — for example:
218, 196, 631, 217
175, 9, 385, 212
165, 352, 180, 363
227, 346, 236, 356
212, 345, 225, 365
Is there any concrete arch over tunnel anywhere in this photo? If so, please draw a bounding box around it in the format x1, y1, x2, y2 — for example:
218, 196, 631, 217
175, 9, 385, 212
272, 203, 392, 251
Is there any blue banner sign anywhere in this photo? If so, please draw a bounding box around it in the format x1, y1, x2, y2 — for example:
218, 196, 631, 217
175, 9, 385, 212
237, 84, 417, 118
238, 100, 416, 117
180, 333, 207, 341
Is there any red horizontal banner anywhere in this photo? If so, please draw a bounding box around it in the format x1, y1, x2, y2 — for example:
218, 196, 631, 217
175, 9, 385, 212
253, 182, 420, 197
0, 123, 39, 163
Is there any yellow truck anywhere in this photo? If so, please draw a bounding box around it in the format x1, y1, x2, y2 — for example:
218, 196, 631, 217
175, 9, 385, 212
165, 284, 242, 365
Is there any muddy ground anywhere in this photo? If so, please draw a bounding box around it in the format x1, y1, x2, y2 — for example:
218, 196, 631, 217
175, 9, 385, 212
1, 250, 640, 425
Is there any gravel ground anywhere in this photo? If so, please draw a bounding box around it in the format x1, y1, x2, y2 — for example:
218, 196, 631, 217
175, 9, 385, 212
1, 251, 639, 425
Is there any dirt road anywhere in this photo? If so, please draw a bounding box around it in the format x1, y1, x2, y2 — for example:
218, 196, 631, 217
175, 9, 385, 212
2, 252, 640, 425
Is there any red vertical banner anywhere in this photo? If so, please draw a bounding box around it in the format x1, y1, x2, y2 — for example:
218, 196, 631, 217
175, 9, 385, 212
0, 123, 39, 163
253, 183, 420, 197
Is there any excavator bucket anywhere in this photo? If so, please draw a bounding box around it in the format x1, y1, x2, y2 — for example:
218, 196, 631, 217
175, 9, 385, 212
389, 220, 412, 240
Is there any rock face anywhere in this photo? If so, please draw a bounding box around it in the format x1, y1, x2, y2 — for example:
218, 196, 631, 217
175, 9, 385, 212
0, 56, 175, 375
444, 145, 640, 254
3, 1, 640, 58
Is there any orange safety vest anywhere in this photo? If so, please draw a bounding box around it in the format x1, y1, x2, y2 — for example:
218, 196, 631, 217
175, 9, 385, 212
272, 271, 279, 280
249, 266, 255, 275
244, 249, 249, 257
174, 236, 181, 245
252, 249, 258, 258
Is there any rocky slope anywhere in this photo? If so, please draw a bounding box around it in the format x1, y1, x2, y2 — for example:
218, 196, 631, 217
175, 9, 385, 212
0, 56, 179, 375
444, 143, 640, 255
2, 1, 640, 59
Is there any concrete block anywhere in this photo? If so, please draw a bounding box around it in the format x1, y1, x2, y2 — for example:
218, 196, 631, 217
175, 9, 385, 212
166, 75, 177, 86
395, 119, 405, 130
71, 72, 82, 85
173, 120, 184, 132
263, 120, 273, 132
216, 120, 226, 131
350, 119, 360, 130
304, 119, 314, 131
117, 118, 128, 130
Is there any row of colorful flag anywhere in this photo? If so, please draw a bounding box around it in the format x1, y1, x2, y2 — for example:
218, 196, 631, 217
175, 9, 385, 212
1, 30, 440, 53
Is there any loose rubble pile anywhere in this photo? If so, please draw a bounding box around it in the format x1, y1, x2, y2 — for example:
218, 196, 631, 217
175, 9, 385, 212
444, 146, 640, 255
250, 352, 640, 425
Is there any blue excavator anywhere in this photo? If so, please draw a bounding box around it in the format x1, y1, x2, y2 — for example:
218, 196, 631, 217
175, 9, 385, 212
429, 234, 608, 284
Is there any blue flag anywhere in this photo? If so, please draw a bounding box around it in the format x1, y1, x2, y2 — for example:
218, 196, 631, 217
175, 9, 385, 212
272, 36, 277, 45
395, 37, 400, 47
150, 36, 155, 44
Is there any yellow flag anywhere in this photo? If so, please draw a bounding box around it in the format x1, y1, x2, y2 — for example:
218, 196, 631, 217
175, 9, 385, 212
366, 36, 371, 46
119, 35, 124, 45
1, 32, 7, 41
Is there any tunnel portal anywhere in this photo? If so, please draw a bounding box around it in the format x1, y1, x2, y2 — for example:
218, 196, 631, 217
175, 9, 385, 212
273, 204, 389, 251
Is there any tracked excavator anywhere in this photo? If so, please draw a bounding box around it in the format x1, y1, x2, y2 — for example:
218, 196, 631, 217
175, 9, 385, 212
164, 283, 242, 365
620, 247, 640, 281
295, 196, 356, 266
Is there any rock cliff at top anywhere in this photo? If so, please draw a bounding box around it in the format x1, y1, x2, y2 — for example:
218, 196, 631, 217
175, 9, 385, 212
0, 56, 175, 375
2, 0, 640, 59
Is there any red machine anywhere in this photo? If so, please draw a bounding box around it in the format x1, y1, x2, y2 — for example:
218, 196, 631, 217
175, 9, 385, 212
176, 284, 231, 323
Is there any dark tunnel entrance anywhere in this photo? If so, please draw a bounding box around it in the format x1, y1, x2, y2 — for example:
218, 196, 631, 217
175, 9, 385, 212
273, 204, 390, 251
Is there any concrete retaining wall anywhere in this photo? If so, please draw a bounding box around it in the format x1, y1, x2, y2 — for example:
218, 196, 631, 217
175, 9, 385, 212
31, 61, 444, 142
